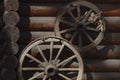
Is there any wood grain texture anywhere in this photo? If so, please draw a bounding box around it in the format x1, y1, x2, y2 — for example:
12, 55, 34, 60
4, 0, 19, 11
0, 3, 120, 16
82, 72, 120, 80
17, 17, 120, 32
18, 44, 120, 59
3, 11, 20, 26
17, 31, 120, 45
18, 0, 120, 3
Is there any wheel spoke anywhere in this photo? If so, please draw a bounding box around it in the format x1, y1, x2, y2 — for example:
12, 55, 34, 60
49, 78, 51, 80
77, 5, 81, 18
28, 72, 44, 80
54, 44, 65, 63
57, 55, 76, 67
58, 73, 72, 80
22, 67, 44, 71
84, 31, 93, 42
37, 45, 48, 63
26, 53, 44, 66
59, 68, 79, 71
43, 75, 47, 80
79, 32, 82, 47
60, 28, 75, 34
60, 19, 74, 26
86, 26, 99, 32
67, 9, 77, 22
82, 9, 92, 23
70, 31, 78, 43
50, 41, 53, 63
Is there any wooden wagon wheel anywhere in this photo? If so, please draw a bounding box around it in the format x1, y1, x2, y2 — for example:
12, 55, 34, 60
54, 0, 106, 52
19, 37, 83, 80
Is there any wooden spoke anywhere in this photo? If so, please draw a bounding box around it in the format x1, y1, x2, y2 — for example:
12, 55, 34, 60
22, 67, 44, 71
82, 9, 92, 23
86, 26, 99, 32
37, 45, 48, 63
84, 31, 93, 42
57, 55, 76, 67
59, 68, 79, 71
60, 28, 75, 34
49, 41, 53, 62
60, 19, 74, 26
77, 5, 81, 18
79, 32, 82, 47
28, 72, 44, 80
58, 73, 72, 80
26, 53, 44, 66
70, 31, 78, 43
54, 44, 65, 63
42, 75, 47, 80
67, 9, 77, 22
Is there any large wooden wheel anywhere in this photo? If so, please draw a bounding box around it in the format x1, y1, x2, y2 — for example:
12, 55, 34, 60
54, 0, 105, 51
19, 37, 83, 80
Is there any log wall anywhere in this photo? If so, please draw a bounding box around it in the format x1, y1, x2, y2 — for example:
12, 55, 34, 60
0, 0, 120, 80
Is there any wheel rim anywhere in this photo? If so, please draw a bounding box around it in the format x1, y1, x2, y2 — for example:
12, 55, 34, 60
19, 37, 83, 80
54, 1, 105, 52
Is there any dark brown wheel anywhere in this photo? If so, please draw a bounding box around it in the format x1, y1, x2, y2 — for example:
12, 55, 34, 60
54, 0, 105, 52
19, 37, 83, 80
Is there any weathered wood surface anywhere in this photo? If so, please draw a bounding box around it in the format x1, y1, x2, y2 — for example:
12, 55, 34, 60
3, 11, 20, 26
4, 0, 19, 11
84, 59, 120, 72
19, 44, 120, 59
1, 26, 20, 42
0, 4, 120, 16
17, 0, 120, 3
17, 31, 120, 45
17, 17, 120, 32
82, 72, 120, 80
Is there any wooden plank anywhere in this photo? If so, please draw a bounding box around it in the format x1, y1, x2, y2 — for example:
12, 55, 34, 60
82, 72, 120, 80
17, 31, 120, 45
18, 4, 120, 17
17, 17, 120, 32
0, 4, 120, 16
18, 0, 120, 3
19, 44, 120, 59
84, 59, 120, 72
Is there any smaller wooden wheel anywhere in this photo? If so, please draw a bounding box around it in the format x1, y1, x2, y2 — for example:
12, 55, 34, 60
19, 37, 83, 80
54, 0, 105, 51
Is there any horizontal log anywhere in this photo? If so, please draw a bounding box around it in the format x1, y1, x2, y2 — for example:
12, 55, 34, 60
18, 31, 120, 44
17, 17, 120, 32
103, 9, 120, 16
18, 44, 120, 72
82, 72, 120, 80
18, 44, 120, 59
18, 4, 120, 17
0, 4, 120, 16
84, 59, 120, 72
17, 0, 120, 3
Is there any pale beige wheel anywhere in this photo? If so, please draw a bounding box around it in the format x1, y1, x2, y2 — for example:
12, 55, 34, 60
54, 0, 105, 52
19, 37, 83, 80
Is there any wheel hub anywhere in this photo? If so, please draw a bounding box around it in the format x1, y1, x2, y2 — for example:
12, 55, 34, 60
76, 23, 85, 30
45, 64, 58, 77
